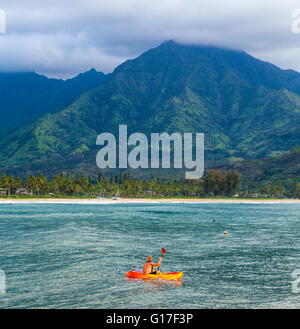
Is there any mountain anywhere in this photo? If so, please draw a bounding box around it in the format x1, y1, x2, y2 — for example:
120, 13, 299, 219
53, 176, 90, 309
225, 147, 300, 187
0, 68, 109, 134
1, 41, 300, 178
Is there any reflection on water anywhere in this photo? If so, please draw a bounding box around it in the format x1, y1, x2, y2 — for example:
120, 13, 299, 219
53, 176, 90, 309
125, 277, 183, 296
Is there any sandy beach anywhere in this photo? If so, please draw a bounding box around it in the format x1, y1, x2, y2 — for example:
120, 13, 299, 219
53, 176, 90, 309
0, 197, 299, 204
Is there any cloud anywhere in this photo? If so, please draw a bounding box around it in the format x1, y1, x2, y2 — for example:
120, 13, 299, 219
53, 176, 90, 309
0, 31, 125, 78
0, 0, 300, 78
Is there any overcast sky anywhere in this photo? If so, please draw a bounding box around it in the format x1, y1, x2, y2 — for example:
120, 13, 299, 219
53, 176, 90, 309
1, 0, 300, 78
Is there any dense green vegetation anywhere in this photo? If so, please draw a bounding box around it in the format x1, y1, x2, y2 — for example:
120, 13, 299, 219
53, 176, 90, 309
1, 41, 300, 177
0, 69, 108, 135
227, 146, 300, 189
0, 169, 299, 199
0, 170, 241, 198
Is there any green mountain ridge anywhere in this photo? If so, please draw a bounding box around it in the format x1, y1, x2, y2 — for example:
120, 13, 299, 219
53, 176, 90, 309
1, 41, 300, 180
0, 68, 109, 134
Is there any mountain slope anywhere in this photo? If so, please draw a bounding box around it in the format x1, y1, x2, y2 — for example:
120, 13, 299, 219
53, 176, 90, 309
0, 68, 108, 134
1, 41, 300, 175
226, 147, 300, 187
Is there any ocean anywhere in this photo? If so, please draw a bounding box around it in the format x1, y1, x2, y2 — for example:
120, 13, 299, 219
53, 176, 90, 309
0, 202, 299, 308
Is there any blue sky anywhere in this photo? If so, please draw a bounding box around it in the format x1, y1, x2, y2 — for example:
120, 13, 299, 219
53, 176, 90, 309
0, 0, 300, 78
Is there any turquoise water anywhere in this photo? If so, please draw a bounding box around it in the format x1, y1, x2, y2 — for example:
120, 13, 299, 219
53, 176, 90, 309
0, 202, 299, 309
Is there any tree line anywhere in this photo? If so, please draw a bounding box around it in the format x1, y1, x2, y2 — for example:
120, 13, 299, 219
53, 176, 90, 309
0, 170, 241, 198
0, 170, 299, 198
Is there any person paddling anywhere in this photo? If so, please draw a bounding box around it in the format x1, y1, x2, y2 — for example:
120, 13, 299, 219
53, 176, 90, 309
143, 248, 166, 275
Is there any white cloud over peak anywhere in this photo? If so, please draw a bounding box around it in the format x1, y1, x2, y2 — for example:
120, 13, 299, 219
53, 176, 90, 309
0, 0, 300, 78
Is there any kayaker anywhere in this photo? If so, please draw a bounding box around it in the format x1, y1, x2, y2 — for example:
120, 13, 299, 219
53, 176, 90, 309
143, 255, 163, 275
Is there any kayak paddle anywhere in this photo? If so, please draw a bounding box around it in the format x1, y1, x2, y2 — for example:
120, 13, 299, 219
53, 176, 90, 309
158, 248, 166, 272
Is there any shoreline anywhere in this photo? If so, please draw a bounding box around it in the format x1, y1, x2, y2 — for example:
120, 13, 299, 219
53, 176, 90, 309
0, 197, 299, 204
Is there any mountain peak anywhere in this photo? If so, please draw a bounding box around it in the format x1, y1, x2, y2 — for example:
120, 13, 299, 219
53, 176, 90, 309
69, 68, 106, 80
1, 41, 300, 176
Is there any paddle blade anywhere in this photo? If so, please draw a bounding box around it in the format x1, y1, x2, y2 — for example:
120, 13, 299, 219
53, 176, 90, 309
161, 248, 166, 255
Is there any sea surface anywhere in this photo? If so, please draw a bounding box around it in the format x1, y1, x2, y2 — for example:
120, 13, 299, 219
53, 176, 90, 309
0, 202, 299, 309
